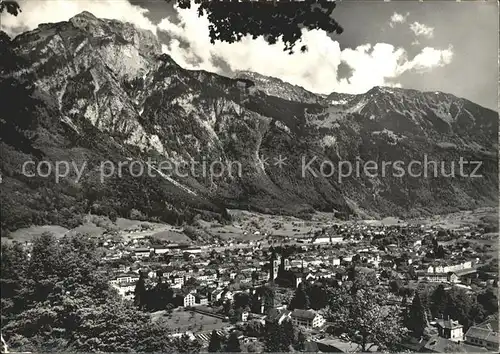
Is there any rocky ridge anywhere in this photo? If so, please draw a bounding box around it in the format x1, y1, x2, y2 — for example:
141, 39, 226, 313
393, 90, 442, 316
0, 12, 497, 232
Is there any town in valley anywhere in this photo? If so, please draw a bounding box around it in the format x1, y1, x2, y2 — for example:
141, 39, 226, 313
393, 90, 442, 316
5, 208, 497, 352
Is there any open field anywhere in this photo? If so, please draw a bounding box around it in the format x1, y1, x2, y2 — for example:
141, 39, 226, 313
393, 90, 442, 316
115, 217, 167, 231
5, 207, 497, 247
440, 232, 498, 262
470, 237, 499, 259
4, 216, 180, 243
359, 216, 405, 227
5, 225, 69, 243
406, 207, 498, 230
149, 230, 191, 243
67, 223, 106, 238
152, 309, 228, 332
199, 209, 331, 241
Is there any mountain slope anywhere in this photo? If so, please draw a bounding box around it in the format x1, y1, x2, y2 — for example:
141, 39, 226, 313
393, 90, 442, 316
0, 12, 497, 233
234, 70, 324, 103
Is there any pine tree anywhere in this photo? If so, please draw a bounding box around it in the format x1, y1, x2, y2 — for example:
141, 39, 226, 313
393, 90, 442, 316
430, 284, 447, 317
151, 279, 174, 310
1, 241, 28, 317
207, 330, 222, 352
134, 272, 147, 309
264, 322, 282, 352
295, 330, 307, 351
281, 320, 295, 351
432, 237, 439, 251
290, 283, 310, 310
224, 331, 241, 352
436, 245, 445, 258
308, 283, 328, 310
406, 292, 427, 338
443, 287, 475, 330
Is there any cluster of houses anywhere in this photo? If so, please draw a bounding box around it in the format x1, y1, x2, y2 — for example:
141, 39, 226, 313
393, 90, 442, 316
106, 221, 491, 300
415, 316, 500, 352
100, 220, 497, 352
417, 261, 474, 283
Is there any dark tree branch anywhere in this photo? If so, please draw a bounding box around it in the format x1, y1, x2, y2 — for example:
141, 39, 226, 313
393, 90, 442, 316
0, 0, 21, 16
165, 0, 343, 53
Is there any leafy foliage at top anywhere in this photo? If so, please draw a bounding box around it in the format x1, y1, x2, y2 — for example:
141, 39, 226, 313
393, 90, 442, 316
0, 1, 21, 16
207, 329, 223, 352
169, 0, 343, 53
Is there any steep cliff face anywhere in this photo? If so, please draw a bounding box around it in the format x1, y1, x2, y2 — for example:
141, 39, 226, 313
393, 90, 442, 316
0, 12, 497, 232
10, 11, 161, 150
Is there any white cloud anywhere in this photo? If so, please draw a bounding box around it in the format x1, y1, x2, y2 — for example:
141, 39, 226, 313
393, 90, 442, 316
159, 5, 454, 95
410, 22, 434, 38
0, 0, 157, 37
389, 12, 409, 28
158, 8, 344, 88
400, 46, 454, 72
1, 1, 454, 96
337, 43, 406, 93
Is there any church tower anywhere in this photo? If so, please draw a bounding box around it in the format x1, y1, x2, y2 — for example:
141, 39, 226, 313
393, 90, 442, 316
282, 257, 291, 271
269, 254, 281, 280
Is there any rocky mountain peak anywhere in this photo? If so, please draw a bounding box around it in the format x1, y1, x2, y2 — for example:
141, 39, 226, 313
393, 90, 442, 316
70, 10, 99, 25
66, 11, 111, 40
11, 10, 162, 90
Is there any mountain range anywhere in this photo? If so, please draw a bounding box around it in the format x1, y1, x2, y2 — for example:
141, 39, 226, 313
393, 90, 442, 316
0, 11, 498, 233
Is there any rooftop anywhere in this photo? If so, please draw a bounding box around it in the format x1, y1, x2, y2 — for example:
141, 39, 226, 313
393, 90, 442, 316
291, 309, 319, 320
436, 319, 463, 330
425, 336, 488, 353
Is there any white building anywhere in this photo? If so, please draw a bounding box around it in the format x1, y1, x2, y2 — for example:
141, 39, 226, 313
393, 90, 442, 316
331, 258, 341, 266
343, 255, 353, 262
290, 309, 325, 329
110, 273, 140, 285
436, 319, 464, 342
211, 289, 224, 302
223, 290, 234, 301
111, 283, 135, 300
183, 293, 196, 307
427, 261, 472, 274
171, 276, 184, 286
312, 237, 331, 244
133, 248, 151, 259
152, 246, 170, 255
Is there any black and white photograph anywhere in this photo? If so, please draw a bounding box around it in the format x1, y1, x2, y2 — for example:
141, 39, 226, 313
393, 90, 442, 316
0, 0, 498, 352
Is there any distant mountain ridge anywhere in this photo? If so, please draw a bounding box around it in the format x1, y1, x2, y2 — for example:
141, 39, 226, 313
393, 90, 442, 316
234, 70, 325, 103
0, 12, 497, 233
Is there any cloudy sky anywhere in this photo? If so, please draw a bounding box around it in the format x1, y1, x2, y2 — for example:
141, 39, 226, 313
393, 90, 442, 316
1, 0, 498, 110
